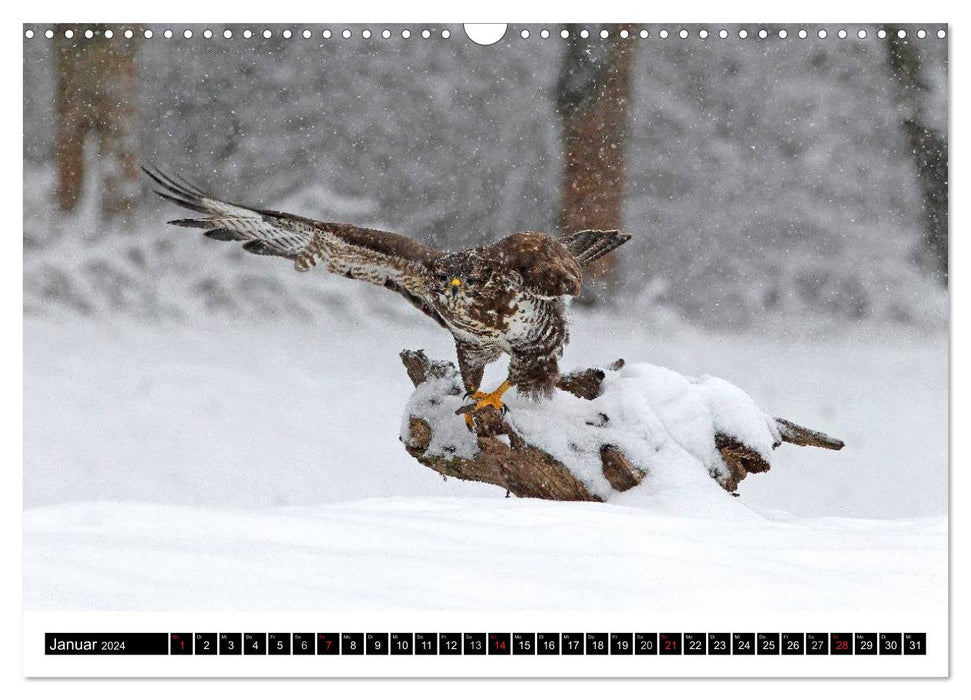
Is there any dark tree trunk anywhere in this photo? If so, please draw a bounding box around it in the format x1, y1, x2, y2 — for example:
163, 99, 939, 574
555, 24, 636, 302
884, 25, 948, 284
54, 24, 139, 227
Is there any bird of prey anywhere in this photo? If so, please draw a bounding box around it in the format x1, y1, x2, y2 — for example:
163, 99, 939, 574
144, 167, 632, 423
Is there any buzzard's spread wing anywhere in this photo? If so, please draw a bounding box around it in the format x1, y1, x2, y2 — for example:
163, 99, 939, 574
145, 167, 446, 327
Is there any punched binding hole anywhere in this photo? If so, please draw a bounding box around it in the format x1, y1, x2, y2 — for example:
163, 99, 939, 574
464, 24, 506, 46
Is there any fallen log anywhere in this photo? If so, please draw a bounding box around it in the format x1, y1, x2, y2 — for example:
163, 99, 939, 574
399, 349, 844, 501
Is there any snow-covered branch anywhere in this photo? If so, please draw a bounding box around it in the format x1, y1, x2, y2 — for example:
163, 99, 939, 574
399, 350, 843, 503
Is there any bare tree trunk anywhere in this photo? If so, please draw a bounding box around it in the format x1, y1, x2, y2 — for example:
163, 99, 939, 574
54, 24, 139, 227
884, 25, 948, 284
556, 24, 636, 302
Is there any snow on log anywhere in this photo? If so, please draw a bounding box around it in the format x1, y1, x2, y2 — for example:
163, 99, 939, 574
399, 349, 844, 503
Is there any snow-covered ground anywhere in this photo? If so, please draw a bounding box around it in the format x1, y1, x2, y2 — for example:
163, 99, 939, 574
25, 499, 944, 611
23, 302, 947, 611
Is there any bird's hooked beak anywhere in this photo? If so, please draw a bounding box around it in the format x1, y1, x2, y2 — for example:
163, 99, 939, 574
450, 278, 461, 299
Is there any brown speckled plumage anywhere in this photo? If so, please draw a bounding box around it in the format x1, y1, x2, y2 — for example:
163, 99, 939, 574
146, 167, 632, 400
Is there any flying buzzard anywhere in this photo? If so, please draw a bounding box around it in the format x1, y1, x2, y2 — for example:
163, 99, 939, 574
145, 167, 631, 422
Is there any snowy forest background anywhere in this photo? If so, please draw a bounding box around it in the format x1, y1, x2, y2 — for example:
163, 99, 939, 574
22, 24, 949, 611
24, 23, 947, 325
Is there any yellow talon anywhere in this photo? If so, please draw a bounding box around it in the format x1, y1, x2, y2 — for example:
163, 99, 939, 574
462, 380, 512, 429
471, 380, 512, 412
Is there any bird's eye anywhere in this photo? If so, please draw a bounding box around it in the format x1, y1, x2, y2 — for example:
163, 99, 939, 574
466, 276, 481, 286
436, 273, 449, 284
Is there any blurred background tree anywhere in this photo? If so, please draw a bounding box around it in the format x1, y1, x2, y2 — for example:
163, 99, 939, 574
556, 23, 636, 304
53, 24, 139, 227
884, 25, 948, 284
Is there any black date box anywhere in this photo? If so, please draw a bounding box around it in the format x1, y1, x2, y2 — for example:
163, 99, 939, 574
660, 633, 682, 655
463, 633, 486, 655
758, 633, 780, 655
366, 633, 389, 655
415, 633, 438, 655
781, 633, 805, 655
341, 633, 364, 655
513, 633, 536, 655
194, 633, 217, 656
243, 633, 266, 655
439, 633, 461, 656
170, 633, 192, 655
904, 633, 926, 655
219, 633, 241, 655
684, 633, 705, 655
561, 633, 584, 655
316, 633, 339, 655
268, 633, 290, 655
390, 633, 413, 655
855, 633, 877, 656
879, 633, 902, 655
732, 633, 755, 655
292, 633, 314, 655
635, 633, 658, 655
707, 633, 730, 655
831, 633, 853, 655
806, 633, 829, 655
585, 633, 608, 656
537, 633, 560, 655
489, 633, 511, 655
610, 633, 633, 655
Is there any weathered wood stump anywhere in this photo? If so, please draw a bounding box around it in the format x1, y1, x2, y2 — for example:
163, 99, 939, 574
399, 349, 844, 501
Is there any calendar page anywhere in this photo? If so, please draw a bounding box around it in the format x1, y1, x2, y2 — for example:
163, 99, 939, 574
21, 20, 949, 679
